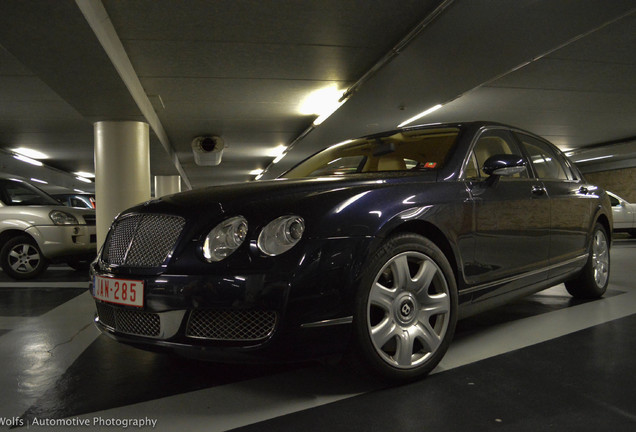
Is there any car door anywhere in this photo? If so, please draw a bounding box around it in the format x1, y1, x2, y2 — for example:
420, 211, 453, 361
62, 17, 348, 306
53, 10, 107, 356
515, 132, 594, 278
463, 128, 550, 293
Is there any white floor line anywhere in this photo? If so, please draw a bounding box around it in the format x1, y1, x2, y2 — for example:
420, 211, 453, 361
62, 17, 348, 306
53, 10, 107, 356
436, 284, 636, 371
0, 292, 99, 418
46, 287, 636, 432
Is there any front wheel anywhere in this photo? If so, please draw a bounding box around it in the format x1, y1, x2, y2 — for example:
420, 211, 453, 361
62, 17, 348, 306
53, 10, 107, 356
352, 233, 458, 381
565, 223, 610, 299
0, 235, 49, 280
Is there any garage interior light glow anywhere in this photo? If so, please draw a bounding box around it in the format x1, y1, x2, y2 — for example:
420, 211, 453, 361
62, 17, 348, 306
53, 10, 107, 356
398, 104, 443, 128
249, 169, 264, 176
30, 178, 48, 184
12, 147, 48, 159
574, 155, 614, 163
299, 85, 346, 126
14, 154, 43, 166
74, 171, 95, 178
74, 189, 86, 193
267, 145, 287, 158
76, 176, 92, 183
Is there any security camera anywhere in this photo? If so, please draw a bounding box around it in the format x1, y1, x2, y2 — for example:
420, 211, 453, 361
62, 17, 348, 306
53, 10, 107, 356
192, 135, 224, 166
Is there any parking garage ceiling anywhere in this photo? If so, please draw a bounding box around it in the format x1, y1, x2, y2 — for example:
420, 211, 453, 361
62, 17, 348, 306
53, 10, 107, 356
0, 0, 635, 191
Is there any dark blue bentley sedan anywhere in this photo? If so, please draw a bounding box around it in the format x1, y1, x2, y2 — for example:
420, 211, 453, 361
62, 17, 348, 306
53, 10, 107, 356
90, 121, 612, 381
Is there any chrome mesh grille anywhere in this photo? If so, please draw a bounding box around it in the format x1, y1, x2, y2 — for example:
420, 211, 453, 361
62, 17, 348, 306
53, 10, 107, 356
186, 310, 278, 341
96, 302, 115, 328
102, 214, 185, 267
96, 302, 160, 337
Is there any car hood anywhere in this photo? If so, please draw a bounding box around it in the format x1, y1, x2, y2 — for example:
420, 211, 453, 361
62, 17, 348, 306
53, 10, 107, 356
122, 172, 439, 239
141, 171, 438, 215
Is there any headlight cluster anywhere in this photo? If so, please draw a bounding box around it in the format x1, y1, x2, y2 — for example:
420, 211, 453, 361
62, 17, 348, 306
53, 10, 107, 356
202, 215, 305, 262
49, 210, 79, 225
257, 215, 305, 256
202, 216, 248, 262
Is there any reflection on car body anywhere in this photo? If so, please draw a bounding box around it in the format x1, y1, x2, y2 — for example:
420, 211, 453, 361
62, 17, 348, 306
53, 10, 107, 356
89, 121, 612, 381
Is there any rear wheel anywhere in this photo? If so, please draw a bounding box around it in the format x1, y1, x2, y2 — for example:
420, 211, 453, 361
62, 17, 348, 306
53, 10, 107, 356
352, 233, 457, 381
565, 223, 610, 299
0, 235, 49, 280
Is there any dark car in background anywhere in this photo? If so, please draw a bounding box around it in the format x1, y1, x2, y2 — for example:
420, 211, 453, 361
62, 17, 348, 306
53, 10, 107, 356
89, 121, 612, 381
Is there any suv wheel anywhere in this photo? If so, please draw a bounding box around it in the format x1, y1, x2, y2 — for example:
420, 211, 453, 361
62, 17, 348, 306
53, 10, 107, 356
0, 235, 49, 280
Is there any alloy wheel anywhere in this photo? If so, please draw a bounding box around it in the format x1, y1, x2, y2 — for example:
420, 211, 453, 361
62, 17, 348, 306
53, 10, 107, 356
592, 230, 609, 288
8, 243, 41, 274
367, 251, 451, 369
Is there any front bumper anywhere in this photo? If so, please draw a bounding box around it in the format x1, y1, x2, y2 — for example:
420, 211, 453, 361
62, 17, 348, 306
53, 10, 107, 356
89, 236, 375, 362
27, 224, 97, 260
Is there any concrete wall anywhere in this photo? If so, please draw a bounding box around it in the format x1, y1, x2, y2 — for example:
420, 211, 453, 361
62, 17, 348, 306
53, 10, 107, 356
585, 167, 636, 203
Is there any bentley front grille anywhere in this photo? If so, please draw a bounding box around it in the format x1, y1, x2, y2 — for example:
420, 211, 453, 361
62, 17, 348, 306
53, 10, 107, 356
102, 214, 185, 267
96, 302, 160, 337
186, 310, 278, 341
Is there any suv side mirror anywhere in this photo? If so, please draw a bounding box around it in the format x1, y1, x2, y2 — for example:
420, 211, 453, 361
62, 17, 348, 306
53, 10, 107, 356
483, 154, 526, 177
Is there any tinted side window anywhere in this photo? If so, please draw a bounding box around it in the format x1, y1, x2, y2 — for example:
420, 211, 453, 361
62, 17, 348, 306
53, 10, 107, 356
609, 195, 620, 206
517, 134, 568, 180
471, 130, 528, 179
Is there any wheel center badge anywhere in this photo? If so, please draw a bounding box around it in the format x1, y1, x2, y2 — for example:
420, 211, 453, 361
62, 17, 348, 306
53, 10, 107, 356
400, 301, 413, 317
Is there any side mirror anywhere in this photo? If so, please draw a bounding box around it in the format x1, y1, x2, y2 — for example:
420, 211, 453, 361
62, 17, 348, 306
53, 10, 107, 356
483, 154, 526, 177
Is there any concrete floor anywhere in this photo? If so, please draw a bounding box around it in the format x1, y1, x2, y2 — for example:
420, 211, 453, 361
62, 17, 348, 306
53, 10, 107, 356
1, 236, 635, 431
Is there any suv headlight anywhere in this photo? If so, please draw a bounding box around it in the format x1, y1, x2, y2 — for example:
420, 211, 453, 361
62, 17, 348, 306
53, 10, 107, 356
202, 216, 248, 262
257, 215, 305, 256
49, 210, 79, 225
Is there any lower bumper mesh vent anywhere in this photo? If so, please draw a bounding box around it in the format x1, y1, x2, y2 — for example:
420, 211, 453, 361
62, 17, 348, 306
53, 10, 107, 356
186, 310, 277, 341
96, 302, 160, 337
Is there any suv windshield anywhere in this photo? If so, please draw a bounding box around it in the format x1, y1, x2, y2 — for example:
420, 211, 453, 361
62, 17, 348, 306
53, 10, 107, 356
282, 128, 459, 179
0, 178, 61, 206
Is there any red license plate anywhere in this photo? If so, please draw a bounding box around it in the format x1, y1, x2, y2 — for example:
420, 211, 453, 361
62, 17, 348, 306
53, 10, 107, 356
93, 275, 144, 307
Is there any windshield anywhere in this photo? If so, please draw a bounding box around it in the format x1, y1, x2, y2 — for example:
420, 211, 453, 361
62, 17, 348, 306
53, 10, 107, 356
0, 178, 61, 206
282, 128, 459, 179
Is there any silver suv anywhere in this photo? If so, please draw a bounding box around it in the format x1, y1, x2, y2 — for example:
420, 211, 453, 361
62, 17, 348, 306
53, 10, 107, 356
0, 176, 96, 279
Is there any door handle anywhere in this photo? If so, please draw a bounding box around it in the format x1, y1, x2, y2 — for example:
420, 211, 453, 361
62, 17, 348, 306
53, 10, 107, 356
531, 185, 546, 195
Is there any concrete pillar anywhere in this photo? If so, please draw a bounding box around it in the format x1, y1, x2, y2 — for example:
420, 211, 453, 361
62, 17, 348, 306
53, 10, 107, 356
154, 175, 181, 198
94, 121, 151, 249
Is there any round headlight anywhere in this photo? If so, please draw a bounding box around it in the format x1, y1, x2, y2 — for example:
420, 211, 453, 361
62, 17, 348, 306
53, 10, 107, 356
49, 210, 79, 225
202, 216, 248, 262
257, 215, 305, 256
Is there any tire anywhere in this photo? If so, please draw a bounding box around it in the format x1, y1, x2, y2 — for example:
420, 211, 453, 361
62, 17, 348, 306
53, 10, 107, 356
66, 259, 90, 272
0, 235, 49, 280
565, 223, 610, 299
352, 233, 458, 381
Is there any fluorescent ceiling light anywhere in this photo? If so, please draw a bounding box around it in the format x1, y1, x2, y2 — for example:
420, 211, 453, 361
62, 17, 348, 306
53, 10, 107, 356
267, 145, 287, 158
13, 147, 48, 159
273, 153, 285, 164
74, 171, 95, 178
76, 176, 92, 183
249, 169, 264, 176
299, 85, 346, 127
574, 155, 613, 163
14, 154, 43, 166
30, 178, 48, 184
74, 189, 86, 193
398, 104, 443, 128
255, 173, 264, 180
